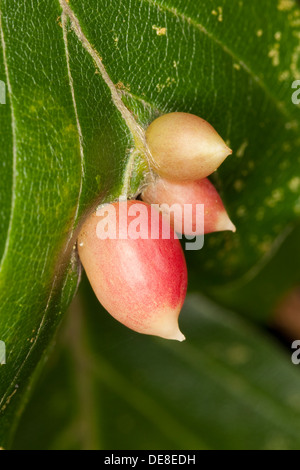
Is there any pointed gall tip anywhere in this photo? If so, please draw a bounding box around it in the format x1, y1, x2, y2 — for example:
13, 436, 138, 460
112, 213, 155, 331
171, 329, 186, 342
213, 143, 232, 168
216, 212, 236, 233
154, 317, 186, 342
226, 146, 233, 156
230, 221, 237, 233
219, 144, 232, 160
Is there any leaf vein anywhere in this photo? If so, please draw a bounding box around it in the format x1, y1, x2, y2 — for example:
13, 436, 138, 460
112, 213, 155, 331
142, 0, 297, 124
58, 0, 151, 173
61, 10, 85, 231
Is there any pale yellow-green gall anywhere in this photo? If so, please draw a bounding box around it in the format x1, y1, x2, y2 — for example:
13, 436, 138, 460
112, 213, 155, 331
146, 112, 232, 181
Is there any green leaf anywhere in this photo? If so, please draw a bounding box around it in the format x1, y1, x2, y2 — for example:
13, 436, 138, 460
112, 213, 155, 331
0, 0, 135, 445
12, 278, 300, 450
199, 220, 300, 322
1, 0, 300, 445
67, 0, 300, 279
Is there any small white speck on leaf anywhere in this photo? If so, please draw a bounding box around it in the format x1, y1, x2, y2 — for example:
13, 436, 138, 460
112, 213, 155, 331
152, 25, 167, 36
294, 201, 300, 214
288, 177, 300, 193
278, 70, 290, 82
275, 31, 282, 41
265, 189, 284, 207
258, 237, 272, 254
236, 140, 249, 158
277, 0, 294, 11
233, 180, 244, 192
285, 120, 298, 130
211, 6, 223, 21
268, 44, 280, 67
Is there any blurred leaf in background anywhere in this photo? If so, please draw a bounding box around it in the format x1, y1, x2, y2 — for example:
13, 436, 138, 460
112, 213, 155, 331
12, 278, 300, 450
0, 0, 300, 449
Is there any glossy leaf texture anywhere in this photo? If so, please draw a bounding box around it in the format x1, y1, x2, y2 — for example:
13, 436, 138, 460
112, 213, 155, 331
66, 0, 300, 278
0, 0, 137, 446
12, 279, 300, 450
1, 0, 300, 447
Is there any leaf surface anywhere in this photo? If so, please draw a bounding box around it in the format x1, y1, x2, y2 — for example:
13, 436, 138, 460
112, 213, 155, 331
12, 280, 300, 450
1, 0, 300, 444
